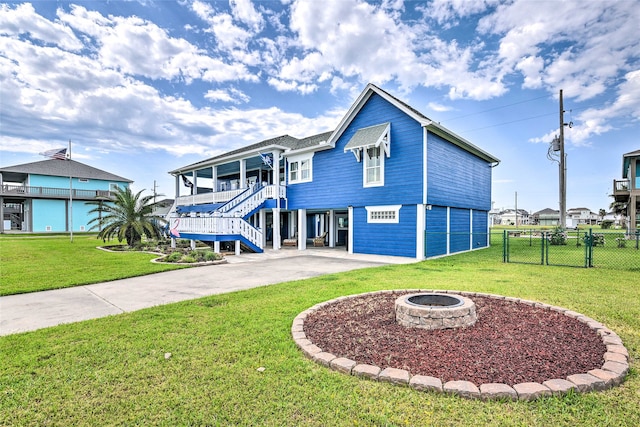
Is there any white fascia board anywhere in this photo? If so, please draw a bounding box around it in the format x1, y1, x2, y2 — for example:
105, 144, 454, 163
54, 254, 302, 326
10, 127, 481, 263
282, 142, 332, 157
168, 144, 291, 176
326, 84, 431, 148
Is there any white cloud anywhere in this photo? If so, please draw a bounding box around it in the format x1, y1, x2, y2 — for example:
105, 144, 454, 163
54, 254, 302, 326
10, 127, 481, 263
204, 87, 250, 104
230, 0, 264, 33
428, 102, 453, 112
0, 3, 83, 51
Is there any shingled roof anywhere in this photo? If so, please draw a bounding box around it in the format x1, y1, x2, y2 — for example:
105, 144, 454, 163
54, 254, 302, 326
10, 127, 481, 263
0, 159, 132, 183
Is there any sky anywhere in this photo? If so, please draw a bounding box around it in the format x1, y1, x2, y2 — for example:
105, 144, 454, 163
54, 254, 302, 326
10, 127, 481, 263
1, 0, 639, 214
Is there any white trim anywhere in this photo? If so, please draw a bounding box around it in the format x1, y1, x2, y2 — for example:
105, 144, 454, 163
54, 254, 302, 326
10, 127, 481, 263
416, 204, 425, 260
446, 206, 451, 255
348, 206, 353, 254
365, 205, 401, 223
287, 153, 313, 184
363, 145, 384, 187
423, 127, 428, 205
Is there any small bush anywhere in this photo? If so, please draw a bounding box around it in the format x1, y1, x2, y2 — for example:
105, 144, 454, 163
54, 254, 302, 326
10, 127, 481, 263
166, 251, 183, 262
181, 255, 197, 263
548, 227, 567, 245
601, 220, 613, 229
203, 251, 219, 261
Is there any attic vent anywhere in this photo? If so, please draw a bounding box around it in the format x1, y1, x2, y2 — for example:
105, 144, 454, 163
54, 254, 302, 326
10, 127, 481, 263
79, 178, 89, 183
45, 226, 52, 231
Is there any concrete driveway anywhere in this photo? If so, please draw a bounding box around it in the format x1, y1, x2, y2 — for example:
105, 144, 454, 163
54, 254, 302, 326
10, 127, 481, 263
0, 248, 416, 336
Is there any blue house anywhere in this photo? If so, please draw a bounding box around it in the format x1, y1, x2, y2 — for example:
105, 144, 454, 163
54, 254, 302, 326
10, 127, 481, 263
167, 84, 500, 259
0, 159, 131, 232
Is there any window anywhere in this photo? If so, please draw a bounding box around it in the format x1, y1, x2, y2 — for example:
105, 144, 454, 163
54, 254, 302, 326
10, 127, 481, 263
109, 183, 120, 192
366, 205, 401, 223
287, 154, 313, 184
364, 146, 382, 186
343, 123, 389, 188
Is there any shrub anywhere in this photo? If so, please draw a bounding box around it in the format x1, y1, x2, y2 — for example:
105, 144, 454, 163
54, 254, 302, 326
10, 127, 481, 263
166, 251, 183, 262
548, 227, 567, 245
203, 251, 219, 261
601, 220, 613, 229
181, 255, 197, 263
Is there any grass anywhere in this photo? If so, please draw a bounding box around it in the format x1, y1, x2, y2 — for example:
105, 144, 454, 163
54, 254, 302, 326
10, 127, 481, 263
0, 234, 187, 296
0, 238, 638, 425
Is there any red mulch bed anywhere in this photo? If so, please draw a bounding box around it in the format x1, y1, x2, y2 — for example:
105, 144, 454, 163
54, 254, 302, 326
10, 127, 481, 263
303, 292, 607, 385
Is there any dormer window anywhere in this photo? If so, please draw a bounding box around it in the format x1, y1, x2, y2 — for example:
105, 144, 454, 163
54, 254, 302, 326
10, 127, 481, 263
343, 122, 390, 187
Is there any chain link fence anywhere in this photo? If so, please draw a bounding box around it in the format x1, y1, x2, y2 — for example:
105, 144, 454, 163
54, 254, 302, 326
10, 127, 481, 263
497, 229, 640, 270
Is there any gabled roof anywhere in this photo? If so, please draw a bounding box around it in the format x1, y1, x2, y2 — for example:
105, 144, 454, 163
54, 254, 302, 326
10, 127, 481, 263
326, 83, 500, 164
168, 132, 334, 175
532, 208, 559, 216
168, 83, 499, 175
0, 159, 132, 183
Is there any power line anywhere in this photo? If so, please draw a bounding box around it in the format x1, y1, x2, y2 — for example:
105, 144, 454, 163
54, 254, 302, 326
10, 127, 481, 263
439, 94, 551, 123
456, 111, 556, 134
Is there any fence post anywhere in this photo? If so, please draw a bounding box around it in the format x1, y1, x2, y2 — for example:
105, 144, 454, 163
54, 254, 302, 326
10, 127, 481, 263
541, 232, 546, 265
585, 228, 593, 268
503, 230, 507, 263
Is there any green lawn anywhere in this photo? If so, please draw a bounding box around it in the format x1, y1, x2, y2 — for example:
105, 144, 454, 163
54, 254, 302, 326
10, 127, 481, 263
0, 238, 638, 426
0, 234, 187, 296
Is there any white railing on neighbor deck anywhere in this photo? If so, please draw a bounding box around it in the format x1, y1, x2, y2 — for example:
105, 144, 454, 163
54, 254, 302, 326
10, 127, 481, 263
175, 188, 246, 206
175, 216, 263, 248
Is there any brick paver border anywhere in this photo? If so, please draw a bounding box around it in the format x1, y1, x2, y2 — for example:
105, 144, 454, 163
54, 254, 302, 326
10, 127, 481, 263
291, 290, 630, 401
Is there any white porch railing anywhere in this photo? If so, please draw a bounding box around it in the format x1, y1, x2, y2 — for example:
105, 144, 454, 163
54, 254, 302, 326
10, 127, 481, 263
175, 188, 246, 206
173, 216, 263, 248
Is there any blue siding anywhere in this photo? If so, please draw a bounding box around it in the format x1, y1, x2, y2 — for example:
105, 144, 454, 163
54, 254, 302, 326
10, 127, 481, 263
425, 206, 447, 258
33, 199, 66, 231
29, 174, 127, 191
472, 210, 489, 248
427, 133, 492, 210
450, 208, 470, 253
288, 93, 424, 210
352, 205, 416, 257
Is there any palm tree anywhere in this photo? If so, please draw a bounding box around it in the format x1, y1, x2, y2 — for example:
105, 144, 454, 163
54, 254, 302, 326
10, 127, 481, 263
609, 200, 628, 229
87, 187, 166, 246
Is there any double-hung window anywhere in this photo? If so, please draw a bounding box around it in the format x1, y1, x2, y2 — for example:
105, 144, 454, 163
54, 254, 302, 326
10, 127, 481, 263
343, 122, 390, 188
288, 154, 313, 184
364, 146, 382, 186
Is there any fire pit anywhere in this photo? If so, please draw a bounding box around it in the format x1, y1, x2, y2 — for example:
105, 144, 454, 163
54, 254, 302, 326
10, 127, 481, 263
395, 293, 477, 330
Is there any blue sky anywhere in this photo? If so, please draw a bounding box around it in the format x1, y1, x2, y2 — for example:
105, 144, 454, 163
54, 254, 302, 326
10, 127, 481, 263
1, 0, 638, 214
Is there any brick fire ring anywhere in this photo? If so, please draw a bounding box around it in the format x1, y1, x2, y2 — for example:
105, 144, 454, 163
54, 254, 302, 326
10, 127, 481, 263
291, 290, 630, 401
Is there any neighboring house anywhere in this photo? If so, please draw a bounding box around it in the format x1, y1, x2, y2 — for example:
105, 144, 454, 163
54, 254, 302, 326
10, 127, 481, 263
497, 209, 530, 226
566, 207, 599, 228
531, 208, 560, 226
167, 84, 500, 259
612, 149, 640, 234
0, 159, 131, 232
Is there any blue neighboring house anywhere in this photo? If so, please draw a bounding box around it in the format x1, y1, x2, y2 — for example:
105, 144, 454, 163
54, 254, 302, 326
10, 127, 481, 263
167, 84, 500, 259
0, 159, 132, 232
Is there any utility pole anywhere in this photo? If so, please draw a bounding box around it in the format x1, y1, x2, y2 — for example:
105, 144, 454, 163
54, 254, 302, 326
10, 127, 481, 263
559, 90, 567, 228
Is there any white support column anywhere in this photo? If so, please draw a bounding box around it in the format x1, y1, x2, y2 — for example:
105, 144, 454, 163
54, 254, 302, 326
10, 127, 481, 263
190, 239, 196, 250
348, 206, 354, 254
470, 209, 474, 250
288, 211, 296, 239
328, 210, 335, 248
175, 175, 181, 198
272, 207, 281, 250
214, 241, 220, 253
416, 204, 426, 260
240, 159, 247, 189
446, 207, 451, 255
259, 209, 266, 247
235, 240, 241, 255
298, 208, 307, 250
193, 170, 198, 194
212, 166, 218, 192
171, 238, 176, 248
271, 150, 281, 186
